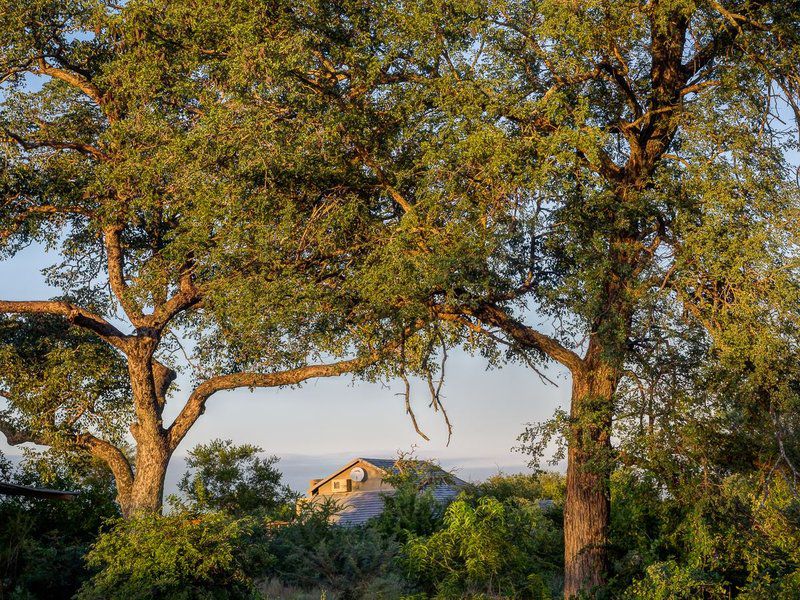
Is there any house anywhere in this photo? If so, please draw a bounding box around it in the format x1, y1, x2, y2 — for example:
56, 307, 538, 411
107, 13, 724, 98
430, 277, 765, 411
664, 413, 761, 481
306, 457, 468, 526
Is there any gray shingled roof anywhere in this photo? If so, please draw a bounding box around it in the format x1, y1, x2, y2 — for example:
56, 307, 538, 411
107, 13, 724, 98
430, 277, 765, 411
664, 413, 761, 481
309, 457, 468, 526
330, 491, 391, 526
359, 458, 397, 471
309, 457, 468, 496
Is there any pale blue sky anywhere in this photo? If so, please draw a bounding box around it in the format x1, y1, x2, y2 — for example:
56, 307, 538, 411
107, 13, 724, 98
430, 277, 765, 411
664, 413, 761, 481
0, 244, 569, 492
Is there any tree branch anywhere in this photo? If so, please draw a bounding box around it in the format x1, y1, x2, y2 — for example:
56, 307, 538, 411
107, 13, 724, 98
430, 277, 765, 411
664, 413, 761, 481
0, 300, 130, 352
0, 408, 134, 506
75, 433, 134, 500
102, 225, 144, 326
35, 58, 108, 115
0, 409, 42, 446
150, 260, 203, 329
167, 353, 380, 450
460, 303, 585, 374
0, 204, 91, 243
680, 0, 769, 81
3, 127, 106, 159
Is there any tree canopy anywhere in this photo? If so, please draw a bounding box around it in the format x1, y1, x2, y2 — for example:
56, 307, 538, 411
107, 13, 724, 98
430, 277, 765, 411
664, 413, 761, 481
0, 0, 427, 516
2, 1, 800, 597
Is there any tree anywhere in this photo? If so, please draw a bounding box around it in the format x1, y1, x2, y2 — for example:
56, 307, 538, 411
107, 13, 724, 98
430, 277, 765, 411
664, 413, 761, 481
231, 1, 797, 595
3, 2, 798, 596
0, 0, 410, 516
174, 439, 295, 518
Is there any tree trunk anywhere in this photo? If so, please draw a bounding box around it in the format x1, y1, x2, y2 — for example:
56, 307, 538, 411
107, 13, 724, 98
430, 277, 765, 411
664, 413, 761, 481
120, 439, 170, 517
563, 362, 616, 598
121, 344, 171, 517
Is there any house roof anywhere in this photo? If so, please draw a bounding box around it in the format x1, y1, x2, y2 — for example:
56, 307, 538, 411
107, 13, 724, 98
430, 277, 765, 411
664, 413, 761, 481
328, 491, 389, 526
358, 458, 398, 471
308, 457, 467, 495
0, 481, 79, 501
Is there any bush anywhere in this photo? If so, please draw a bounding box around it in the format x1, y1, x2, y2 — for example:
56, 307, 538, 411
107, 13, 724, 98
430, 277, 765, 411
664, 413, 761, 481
265, 501, 406, 600
370, 472, 450, 544
76, 512, 272, 600
403, 496, 562, 599
478, 473, 565, 507
619, 473, 800, 599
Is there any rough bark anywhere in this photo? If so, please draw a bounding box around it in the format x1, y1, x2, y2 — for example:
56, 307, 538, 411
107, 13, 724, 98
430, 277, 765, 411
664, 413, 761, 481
563, 357, 617, 598
123, 436, 170, 516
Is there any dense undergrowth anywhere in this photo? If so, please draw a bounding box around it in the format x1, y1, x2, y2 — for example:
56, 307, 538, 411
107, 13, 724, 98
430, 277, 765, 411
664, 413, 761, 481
1, 442, 799, 599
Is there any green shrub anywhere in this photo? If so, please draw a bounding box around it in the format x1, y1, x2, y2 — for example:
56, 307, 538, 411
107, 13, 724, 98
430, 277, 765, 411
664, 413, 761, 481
266, 502, 405, 600
478, 473, 565, 508
403, 496, 561, 599
622, 474, 800, 599
371, 480, 448, 544
76, 512, 272, 600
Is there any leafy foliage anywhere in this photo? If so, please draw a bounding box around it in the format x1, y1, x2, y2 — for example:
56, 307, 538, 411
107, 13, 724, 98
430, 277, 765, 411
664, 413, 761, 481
174, 439, 296, 519
268, 514, 405, 600
0, 315, 131, 449
403, 496, 562, 599
371, 455, 456, 544
77, 511, 270, 600
617, 473, 800, 599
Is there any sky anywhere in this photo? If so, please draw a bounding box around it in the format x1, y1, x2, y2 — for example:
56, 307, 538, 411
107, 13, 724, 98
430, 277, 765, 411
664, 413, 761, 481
0, 244, 570, 494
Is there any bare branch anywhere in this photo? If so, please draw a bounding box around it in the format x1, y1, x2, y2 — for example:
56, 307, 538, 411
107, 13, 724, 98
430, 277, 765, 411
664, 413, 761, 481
426, 341, 453, 445
150, 261, 203, 329
399, 370, 430, 442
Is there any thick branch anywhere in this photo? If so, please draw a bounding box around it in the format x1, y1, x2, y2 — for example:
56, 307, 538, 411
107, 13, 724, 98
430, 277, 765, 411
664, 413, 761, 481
102, 225, 144, 326
35, 59, 108, 114
150, 265, 202, 329
152, 361, 177, 408
75, 433, 134, 500
3, 127, 105, 159
167, 353, 379, 450
0, 410, 134, 506
0, 411, 42, 446
462, 303, 585, 374
0, 300, 130, 352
